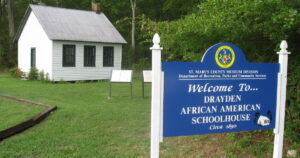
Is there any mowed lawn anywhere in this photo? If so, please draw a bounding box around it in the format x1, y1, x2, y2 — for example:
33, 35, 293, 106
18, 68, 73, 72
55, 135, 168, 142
0, 73, 276, 158
0, 97, 45, 131
0, 73, 152, 157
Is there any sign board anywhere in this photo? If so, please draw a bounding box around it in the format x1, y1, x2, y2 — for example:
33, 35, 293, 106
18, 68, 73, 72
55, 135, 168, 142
163, 43, 279, 137
143, 70, 152, 83
109, 70, 133, 98
142, 70, 152, 98
110, 70, 133, 82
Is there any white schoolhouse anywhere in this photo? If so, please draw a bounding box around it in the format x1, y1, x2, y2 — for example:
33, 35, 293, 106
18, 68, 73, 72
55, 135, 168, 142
15, 4, 127, 81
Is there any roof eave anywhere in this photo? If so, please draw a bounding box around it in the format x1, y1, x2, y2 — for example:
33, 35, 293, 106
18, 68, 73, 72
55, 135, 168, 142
51, 39, 127, 44
13, 6, 32, 43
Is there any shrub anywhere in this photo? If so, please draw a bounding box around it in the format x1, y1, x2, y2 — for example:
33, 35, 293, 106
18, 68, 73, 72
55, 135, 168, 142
285, 62, 300, 142
28, 68, 39, 80
132, 58, 150, 71
45, 73, 50, 82
14, 69, 24, 78
9, 67, 23, 78
8, 67, 17, 76
58, 79, 67, 84
39, 70, 45, 81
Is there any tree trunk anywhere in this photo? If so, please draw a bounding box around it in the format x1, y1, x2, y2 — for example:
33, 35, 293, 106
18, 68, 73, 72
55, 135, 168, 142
7, 0, 15, 40
7, 0, 16, 66
0, 0, 6, 22
130, 0, 136, 53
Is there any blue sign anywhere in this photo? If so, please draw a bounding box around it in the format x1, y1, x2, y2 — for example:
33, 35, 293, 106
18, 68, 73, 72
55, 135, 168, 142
163, 43, 279, 137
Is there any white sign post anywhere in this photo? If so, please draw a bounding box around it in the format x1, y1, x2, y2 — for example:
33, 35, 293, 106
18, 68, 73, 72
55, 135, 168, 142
273, 41, 290, 158
150, 34, 163, 158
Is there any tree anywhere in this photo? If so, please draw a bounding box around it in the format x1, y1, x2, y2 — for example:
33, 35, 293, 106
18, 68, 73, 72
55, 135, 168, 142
6, 0, 15, 42
141, 0, 300, 143
130, 0, 136, 52
142, 0, 299, 62
0, 0, 16, 67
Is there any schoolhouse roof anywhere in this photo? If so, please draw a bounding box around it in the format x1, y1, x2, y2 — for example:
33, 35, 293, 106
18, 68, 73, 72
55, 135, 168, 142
15, 4, 127, 44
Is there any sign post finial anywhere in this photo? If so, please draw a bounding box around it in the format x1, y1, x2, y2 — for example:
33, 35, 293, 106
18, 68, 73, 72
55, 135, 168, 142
278, 40, 290, 55
151, 33, 162, 50
153, 33, 160, 44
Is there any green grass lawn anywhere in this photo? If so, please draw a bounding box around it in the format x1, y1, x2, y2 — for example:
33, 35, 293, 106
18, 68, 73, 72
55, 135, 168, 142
0, 73, 152, 158
0, 73, 282, 158
0, 98, 45, 131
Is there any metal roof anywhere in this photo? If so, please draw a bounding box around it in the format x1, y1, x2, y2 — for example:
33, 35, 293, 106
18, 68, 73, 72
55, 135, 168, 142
15, 4, 127, 44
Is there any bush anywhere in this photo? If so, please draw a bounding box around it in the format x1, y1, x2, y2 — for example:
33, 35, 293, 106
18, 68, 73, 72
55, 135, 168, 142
28, 68, 39, 80
132, 58, 151, 70
285, 62, 300, 142
14, 69, 24, 78
39, 70, 45, 81
45, 73, 50, 82
9, 67, 23, 78
8, 67, 16, 76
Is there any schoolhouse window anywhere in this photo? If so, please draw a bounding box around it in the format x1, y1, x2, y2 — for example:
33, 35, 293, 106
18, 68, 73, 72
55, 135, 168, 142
84, 45, 96, 67
63, 44, 76, 67
103, 46, 114, 67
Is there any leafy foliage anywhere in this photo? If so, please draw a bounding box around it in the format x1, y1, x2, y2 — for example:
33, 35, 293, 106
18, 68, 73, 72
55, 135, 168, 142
140, 0, 300, 143
38, 70, 44, 80
142, 0, 300, 62
28, 67, 38, 80
285, 61, 300, 142
9, 67, 23, 78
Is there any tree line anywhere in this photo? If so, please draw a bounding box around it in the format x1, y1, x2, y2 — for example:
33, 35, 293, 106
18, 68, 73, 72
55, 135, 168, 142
0, 0, 201, 68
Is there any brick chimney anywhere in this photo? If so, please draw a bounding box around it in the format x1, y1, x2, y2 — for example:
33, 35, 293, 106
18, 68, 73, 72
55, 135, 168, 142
91, 1, 101, 14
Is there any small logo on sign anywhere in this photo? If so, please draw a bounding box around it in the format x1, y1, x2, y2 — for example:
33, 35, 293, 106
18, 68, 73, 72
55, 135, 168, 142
215, 46, 235, 68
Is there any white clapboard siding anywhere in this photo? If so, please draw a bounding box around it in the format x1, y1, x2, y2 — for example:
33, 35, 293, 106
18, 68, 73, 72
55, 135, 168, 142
52, 41, 122, 81
18, 12, 53, 78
